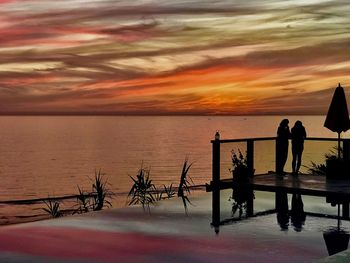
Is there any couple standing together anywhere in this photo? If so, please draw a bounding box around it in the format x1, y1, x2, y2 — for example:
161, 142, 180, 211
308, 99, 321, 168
276, 119, 307, 175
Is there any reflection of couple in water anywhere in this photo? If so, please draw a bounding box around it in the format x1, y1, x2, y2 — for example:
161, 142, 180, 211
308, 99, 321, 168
276, 119, 307, 175
276, 191, 306, 232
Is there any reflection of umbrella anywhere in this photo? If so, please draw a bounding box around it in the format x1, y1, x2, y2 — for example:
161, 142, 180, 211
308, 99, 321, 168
324, 83, 350, 158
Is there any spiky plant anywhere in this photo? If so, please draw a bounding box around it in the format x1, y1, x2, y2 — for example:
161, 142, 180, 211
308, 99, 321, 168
304, 146, 340, 175
128, 165, 157, 212
163, 184, 176, 199
306, 161, 327, 175
178, 158, 194, 214
75, 186, 90, 214
153, 189, 163, 202
43, 199, 61, 218
91, 169, 113, 211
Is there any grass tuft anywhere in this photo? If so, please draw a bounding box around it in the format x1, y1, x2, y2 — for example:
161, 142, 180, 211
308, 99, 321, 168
42, 199, 61, 218
75, 186, 90, 214
163, 183, 176, 199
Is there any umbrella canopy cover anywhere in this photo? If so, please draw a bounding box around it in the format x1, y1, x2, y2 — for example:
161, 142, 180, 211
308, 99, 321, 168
324, 83, 350, 134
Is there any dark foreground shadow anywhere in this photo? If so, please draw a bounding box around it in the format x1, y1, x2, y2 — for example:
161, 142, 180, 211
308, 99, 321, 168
210, 176, 350, 256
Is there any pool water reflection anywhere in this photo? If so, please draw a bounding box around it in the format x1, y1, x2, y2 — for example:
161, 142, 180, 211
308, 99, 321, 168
215, 189, 350, 257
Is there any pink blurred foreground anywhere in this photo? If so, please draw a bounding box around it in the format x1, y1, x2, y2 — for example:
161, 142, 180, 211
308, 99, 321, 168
0, 194, 345, 263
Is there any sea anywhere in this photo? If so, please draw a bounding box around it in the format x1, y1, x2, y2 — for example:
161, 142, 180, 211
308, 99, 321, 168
0, 115, 343, 219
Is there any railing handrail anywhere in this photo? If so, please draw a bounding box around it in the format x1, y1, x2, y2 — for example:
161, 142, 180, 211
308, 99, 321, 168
211, 136, 350, 144
211, 137, 275, 143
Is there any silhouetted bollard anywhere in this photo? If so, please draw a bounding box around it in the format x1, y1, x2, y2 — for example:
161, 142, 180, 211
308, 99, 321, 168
246, 140, 254, 217
212, 133, 221, 233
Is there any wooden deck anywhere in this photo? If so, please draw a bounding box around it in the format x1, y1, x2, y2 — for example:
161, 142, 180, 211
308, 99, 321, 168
207, 173, 350, 200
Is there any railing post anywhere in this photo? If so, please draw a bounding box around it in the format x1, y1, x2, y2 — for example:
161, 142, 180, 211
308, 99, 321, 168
342, 139, 350, 219
246, 140, 254, 217
275, 138, 278, 173
343, 139, 350, 160
212, 136, 221, 233
247, 139, 254, 176
342, 203, 349, 219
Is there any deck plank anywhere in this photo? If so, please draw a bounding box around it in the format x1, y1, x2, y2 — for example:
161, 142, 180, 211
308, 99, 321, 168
207, 174, 350, 199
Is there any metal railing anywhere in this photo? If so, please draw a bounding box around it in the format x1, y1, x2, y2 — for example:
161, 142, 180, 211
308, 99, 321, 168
212, 137, 350, 183
210, 137, 350, 231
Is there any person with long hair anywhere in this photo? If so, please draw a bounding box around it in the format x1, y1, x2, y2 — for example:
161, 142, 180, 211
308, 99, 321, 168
276, 119, 290, 175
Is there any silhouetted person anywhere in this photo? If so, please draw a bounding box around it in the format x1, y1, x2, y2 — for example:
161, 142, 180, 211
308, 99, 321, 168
276, 191, 289, 230
290, 193, 306, 232
291, 121, 306, 175
276, 119, 290, 175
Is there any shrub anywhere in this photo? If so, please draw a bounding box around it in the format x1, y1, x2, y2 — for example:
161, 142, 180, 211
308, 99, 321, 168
230, 149, 251, 181
229, 149, 254, 218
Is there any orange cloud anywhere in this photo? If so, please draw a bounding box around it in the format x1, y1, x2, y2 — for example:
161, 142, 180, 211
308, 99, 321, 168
1, 0, 350, 115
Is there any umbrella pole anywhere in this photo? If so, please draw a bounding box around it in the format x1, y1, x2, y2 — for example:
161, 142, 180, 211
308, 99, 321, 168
338, 203, 340, 231
338, 132, 341, 159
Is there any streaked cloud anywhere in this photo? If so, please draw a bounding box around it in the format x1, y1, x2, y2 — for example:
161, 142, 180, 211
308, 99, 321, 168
1, 0, 350, 114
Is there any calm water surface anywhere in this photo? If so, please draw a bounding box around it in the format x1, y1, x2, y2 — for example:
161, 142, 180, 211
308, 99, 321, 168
0, 116, 343, 216
0, 116, 344, 224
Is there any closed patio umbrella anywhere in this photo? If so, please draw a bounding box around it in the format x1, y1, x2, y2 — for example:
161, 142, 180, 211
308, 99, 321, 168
324, 83, 350, 158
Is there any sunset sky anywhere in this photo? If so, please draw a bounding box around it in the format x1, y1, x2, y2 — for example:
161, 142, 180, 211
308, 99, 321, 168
1, 0, 350, 115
